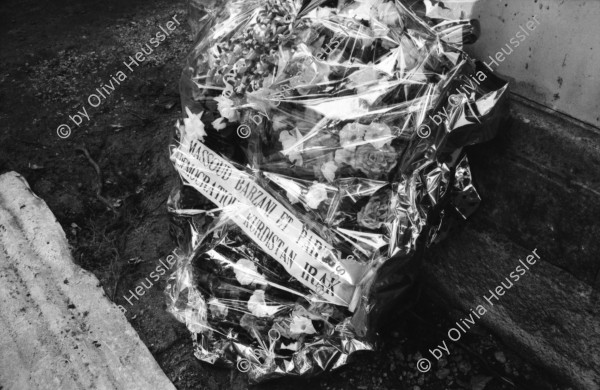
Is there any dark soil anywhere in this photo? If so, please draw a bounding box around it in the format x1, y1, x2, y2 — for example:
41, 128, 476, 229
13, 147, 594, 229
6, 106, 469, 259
0, 1, 571, 389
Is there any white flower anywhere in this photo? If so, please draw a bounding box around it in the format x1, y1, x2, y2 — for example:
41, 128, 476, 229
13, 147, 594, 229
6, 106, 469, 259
182, 106, 207, 143
211, 116, 227, 131
348, 68, 380, 93
247, 87, 274, 113
377, 2, 404, 27
247, 290, 281, 317
334, 148, 354, 165
289, 316, 317, 336
233, 258, 267, 286
305, 182, 328, 209
279, 128, 303, 166
321, 161, 338, 182
396, 35, 421, 75
309, 7, 333, 20
289, 56, 330, 95
279, 341, 299, 351
343, 0, 383, 21
357, 26, 376, 47
279, 129, 298, 150
214, 96, 238, 122
272, 114, 288, 131
339, 122, 368, 151
364, 122, 393, 148
208, 297, 228, 318
285, 181, 302, 204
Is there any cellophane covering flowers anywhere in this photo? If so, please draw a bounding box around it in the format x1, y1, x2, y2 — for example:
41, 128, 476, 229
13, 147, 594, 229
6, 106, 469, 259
166, 0, 508, 382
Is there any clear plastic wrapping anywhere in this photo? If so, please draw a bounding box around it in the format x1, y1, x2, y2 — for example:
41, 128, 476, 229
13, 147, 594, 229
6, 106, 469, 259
166, 0, 508, 382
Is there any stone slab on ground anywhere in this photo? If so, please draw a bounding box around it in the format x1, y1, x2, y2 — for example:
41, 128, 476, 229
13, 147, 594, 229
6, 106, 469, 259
424, 226, 600, 390
423, 98, 600, 390
0, 172, 176, 390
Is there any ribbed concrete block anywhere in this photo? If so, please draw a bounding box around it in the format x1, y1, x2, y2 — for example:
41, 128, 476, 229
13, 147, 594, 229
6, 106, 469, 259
424, 227, 600, 390
0, 172, 176, 390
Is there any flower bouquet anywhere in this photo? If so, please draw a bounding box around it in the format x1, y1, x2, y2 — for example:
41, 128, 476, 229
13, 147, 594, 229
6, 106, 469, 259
167, 0, 508, 382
